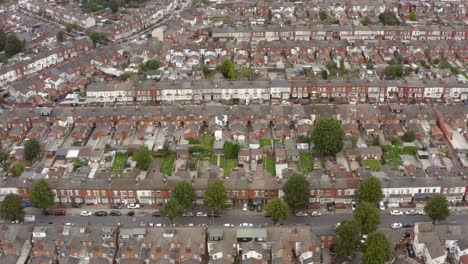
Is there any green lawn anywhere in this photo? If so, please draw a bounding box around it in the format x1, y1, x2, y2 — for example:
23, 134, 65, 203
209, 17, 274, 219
112, 153, 127, 174
362, 159, 382, 171
300, 153, 314, 173
402, 146, 417, 156
189, 134, 214, 160
265, 156, 276, 176
224, 158, 237, 176
160, 153, 176, 176
274, 138, 282, 144
260, 138, 272, 147
383, 146, 403, 167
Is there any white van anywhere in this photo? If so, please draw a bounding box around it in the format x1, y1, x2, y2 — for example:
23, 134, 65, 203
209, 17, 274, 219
24, 215, 36, 223
379, 202, 385, 211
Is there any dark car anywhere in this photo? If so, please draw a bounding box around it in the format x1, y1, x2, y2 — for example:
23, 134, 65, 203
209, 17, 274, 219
327, 203, 334, 212
152, 211, 161, 217
42, 209, 52, 215
22, 201, 32, 208
111, 203, 122, 209
127, 211, 135, 216
256, 204, 263, 212
207, 212, 220, 217
406, 247, 416, 258
403, 223, 414, 228
71, 203, 82, 208
249, 204, 255, 211
94, 211, 108, 216
110, 211, 122, 216
53, 210, 67, 216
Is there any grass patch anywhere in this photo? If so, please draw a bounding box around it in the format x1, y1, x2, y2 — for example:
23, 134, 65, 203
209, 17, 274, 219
260, 138, 272, 147
112, 153, 127, 174
224, 158, 237, 176
160, 153, 176, 176
265, 156, 276, 176
362, 159, 382, 171
383, 146, 403, 168
300, 153, 314, 173
402, 146, 417, 156
189, 134, 214, 160
274, 138, 282, 144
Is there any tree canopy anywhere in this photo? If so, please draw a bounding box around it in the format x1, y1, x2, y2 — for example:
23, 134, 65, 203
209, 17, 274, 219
89, 31, 107, 46
424, 194, 450, 222
161, 198, 184, 223
310, 117, 345, 156
3, 32, 26, 57
361, 16, 371, 26
219, 60, 238, 79
0, 194, 25, 222
265, 198, 288, 224
282, 175, 310, 211
354, 202, 381, 235
30, 179, 55, 209
171, 181, 196, 209
356, 176, 384, 204
319, 11, 328, 21
363, 232, 394, 264
24, 138, 41, 162
139, 59, 160, 72
378, 11, 401, 25
409, 11, 417, 21
335, 220, 360, 257
223, 141, 240, 159
384, 64, 403, 79
133, 146, 153, 170
402, 131, 416, 142
10, 161, 26, 177
204, 180, 228, 209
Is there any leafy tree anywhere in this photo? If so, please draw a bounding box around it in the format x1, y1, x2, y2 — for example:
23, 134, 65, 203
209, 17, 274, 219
265, 198, 288, 224
384, 64, 403, 79
356, 176, 384, 204
402, 131, 416, 142
161, 198, 184, 223
4, 33, 25, 57
424, 194, 450, 222
282, 175, 310, 211
133, 146, 153, 170
339, 59, 347, 76
267, 9, 273, 21
319, 11, 328, 21
321, 69, 328, 79
325, 60, 338, 76
378, 11, 400, 25
0, 194, 25, 222
0, 28, 6, 51
223, 141, 240, 159
72, 158, 88, 172
409, 11, 417, 21
171, 181, 196, 209
10, 161, 25, 177
119, 72, 132, 80
204, 180, 228, 209
89, 31, 107, 46
140, 59, 160, 72
354, 202, 381, 235
361, 16, 371, 26
109, 0, 119, 13
335, 220, 360, 257
30, 179, 55, 210
366, 61, 374, 70
24, 138, 41, 162
65, 23, 79, 33
0, 150, 8, 166
311, 117, 345, 156
220, 60, 237, 79
363, 232, 394, 264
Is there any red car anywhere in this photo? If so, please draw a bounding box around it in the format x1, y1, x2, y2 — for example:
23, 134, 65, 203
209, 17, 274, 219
53, 210, 66, 216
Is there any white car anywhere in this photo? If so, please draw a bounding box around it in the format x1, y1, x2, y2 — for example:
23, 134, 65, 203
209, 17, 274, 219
351, 202, 357, 211
127, 203, 140, 209
224, 223, 234, 227
156, 223, 165, 227
390, 210, 403, 216
281, 100, 291, 105
391, 223, 403, 229
80, 211, 92, 217
417, 210, 426, 215
239, 223, 253, 227
405, 209, 417, 215
242, 203, 248, 211
310, 211, 322, 217
360, 234, 368, 244
187, 223, 194, 227
196, 212, 207, 217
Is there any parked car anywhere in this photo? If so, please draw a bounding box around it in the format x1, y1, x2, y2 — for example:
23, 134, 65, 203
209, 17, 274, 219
80, 211, 92, 217
127, 211, 135, 216
351, 201, 357, 211
256, 204, 263, 212
53, 210, 66, 216
310, 211, 322, 217
242, 203, 248, 211
402, 223, 414, 228
417, 210, 426, 215
391, 223, 403, 229
127, 203, 140, 209
326, 203, 334, 211
22, 201, 32, 208
152, 211, 161, 217
390, 210, 403, 216
249, 204, 256, 211
110, 211, 122, 216
295, 211, 308, 217
196, 212, 207, 217
224, 223, 234, 227
207, 212, 220, 217
379, 202, 385, 211
94, 211, 108, 216
42, 209, 52, 215
239, 223, 253, 227
405, 209, 417, 215
183, 212, 194, 217
407, 247, 416, 258
71, 203, 82, 208
111, 203, 122, 209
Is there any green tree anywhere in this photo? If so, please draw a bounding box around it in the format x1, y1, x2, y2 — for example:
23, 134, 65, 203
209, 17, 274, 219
0, 194, 25, 222
24, 138, 41, 162
220, 60, 237, 79
30, 179, 55, 210
65, 23, 79, 33
10, 161, 25, 177
363, 232, 394, 264
0, 28, 6, 51
339, 59, 347, 76
109, 0, 119, 13
119, 72, 132, 80
361, 16, 371, 26
57, 31, 66, 42
325, 60, 338, 76
171, 181, 196, 209
321, 69, 328, 79
378, 11, 400, 25
265, 198, 288, 225
311, 117, 345, 156
133, 146, 153, 170
409, 11, 417, 21
223, 141, 240, 159
384, 64, 403, 79
366, 61, 374, 70
204, 180, 228, 209
335, 220, 360, 257
4, 33, 25, 57
354, 202, 381, 235
144, 59, 160, 71
424, 194, 450, 222
282, 175, 310, 211
89, 31, 107, 47
356, 176, 384, 204
161, 198, 184, 223
402, 131, 416, 142
267, 9, 273, 21
319, 11, 328, 21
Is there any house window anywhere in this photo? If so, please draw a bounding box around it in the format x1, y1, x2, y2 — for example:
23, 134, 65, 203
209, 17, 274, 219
337, 190, 342, 196
418, 189, 421, 193
433, 188, 436, 193
101, 190, 106, 195
86, 190, 91, 196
